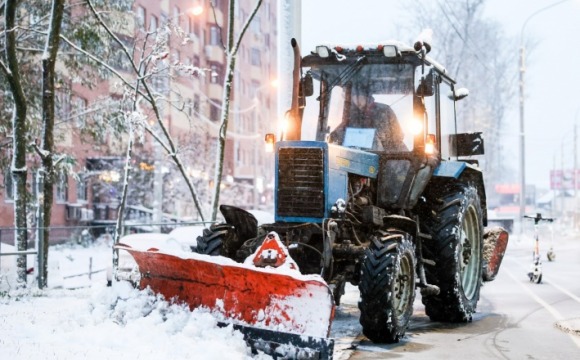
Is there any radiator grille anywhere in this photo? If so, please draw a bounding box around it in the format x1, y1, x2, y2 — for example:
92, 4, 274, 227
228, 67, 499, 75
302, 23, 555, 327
277, 147, 325, 218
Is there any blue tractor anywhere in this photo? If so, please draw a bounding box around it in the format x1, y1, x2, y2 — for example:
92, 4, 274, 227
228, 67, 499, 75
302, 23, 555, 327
198, 39, 508, 344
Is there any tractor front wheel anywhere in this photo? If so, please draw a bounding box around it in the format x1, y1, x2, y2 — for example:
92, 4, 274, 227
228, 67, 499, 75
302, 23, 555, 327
358, 232, 416, 343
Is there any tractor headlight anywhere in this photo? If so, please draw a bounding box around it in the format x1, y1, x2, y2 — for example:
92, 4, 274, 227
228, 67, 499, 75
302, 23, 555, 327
425, 134, 436, 155
407, 118, 423, 135
316, 45, 330, 58
265, 133, 276, 153
382, 45, 399, 57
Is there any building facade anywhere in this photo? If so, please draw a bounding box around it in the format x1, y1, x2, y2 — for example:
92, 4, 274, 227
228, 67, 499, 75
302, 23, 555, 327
0, 0, 278, 244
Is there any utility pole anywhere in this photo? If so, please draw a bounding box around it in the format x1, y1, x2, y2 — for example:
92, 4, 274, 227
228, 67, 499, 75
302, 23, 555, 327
552, 153, 557, 216
518, 0, 573, 232
575, 123, 578, 229
518, 45, 526, 227
561, 141, 565, 216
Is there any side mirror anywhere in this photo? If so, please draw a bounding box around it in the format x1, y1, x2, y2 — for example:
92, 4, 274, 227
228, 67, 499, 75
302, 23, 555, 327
449, 132, 484, 156
302, 72, 314, 97
416, 69, 435, 97
448, 87, 469, 101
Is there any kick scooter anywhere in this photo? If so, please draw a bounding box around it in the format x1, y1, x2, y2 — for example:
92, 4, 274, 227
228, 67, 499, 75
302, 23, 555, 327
523, 213, 554, 284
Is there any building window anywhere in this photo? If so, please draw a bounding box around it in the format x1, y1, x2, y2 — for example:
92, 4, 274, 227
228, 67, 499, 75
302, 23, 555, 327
209, 25, 220, 45
173, 6, 180, 23
210, 100, 221, 121
250, 48, 261, 66
74, 96, 88, 128
250, 15, 261, 33
77, 177, 87, 202
57, 90, 71, 121
187, 98, 194, 117
194, 18, 201, 37
250, 80, 260, 98
193, 94, 200, 113
111, 40, 132, 71
210, 63, 221, 83
136, 6, 146, 27
150, 15, 158, 32
3, 169, 13, 201
56, 173, 68, 203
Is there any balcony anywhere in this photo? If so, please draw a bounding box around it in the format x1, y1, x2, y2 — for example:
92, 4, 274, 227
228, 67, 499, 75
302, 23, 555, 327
204, 45, 224, 64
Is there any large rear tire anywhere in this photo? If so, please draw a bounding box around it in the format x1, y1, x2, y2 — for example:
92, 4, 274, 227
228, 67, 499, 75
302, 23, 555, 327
196, 205, 259, 259
420, 182, 484, 322
358, 232, 416, 343
196, 223, 237, 257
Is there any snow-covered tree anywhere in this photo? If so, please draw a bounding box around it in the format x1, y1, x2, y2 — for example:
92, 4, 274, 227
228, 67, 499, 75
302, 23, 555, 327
209, 0, 263, 221
1, 0, 30, 287
403, 0, 517, 193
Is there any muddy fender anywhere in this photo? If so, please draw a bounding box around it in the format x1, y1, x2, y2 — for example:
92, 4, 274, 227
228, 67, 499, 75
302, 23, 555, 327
482, 227, 509, 282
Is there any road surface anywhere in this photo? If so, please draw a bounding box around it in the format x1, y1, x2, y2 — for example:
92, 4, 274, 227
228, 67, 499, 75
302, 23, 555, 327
331, 228, 580, 359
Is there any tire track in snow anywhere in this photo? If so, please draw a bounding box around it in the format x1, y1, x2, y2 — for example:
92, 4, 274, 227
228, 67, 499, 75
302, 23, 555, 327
503, 259, 580, 348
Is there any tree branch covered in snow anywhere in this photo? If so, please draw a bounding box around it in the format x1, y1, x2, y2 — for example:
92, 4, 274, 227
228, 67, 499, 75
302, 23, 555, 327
404, 0, 517, 188
113, 91, 141, 274
210, 0, 263, 221
83, 0, 208, 221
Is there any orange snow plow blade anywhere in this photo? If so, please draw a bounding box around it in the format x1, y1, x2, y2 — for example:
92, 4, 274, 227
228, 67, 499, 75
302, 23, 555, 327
115, 232, 335, 340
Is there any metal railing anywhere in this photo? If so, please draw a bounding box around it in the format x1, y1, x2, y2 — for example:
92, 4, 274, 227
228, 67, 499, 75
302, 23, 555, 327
1, 221, 212, 288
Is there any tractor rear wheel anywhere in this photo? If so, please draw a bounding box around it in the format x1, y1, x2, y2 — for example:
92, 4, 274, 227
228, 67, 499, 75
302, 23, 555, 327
358, 232, 416, 343
196, 223, 238, 258
197, 205, 259, 260
420, 182, 484, 322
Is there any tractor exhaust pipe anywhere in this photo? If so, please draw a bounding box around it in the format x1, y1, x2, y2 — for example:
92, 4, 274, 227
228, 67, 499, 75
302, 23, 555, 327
286, 38, 302, 141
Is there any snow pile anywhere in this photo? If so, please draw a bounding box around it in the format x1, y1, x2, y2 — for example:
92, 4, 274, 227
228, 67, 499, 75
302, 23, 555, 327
0, 282, 272, 359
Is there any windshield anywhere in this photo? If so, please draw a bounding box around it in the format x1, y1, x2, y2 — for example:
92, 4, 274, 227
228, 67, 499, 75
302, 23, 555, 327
301, 62, 416, 152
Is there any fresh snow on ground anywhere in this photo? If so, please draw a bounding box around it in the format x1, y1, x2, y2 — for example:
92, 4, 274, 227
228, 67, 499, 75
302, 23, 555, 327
0, 234, 356, 359
0, 239, 273, 360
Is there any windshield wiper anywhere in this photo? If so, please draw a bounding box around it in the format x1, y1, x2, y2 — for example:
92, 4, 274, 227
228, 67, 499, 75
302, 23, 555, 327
316, 55, 367, 101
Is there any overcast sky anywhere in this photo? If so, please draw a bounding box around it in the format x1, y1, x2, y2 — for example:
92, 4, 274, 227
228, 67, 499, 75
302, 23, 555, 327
301, 0, 580, 190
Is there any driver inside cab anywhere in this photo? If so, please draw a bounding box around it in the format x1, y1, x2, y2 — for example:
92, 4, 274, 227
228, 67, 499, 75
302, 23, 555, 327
329, 84, 406, 151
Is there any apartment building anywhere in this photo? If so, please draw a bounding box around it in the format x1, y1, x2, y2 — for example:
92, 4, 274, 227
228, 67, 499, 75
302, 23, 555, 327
0, 0, 278, 243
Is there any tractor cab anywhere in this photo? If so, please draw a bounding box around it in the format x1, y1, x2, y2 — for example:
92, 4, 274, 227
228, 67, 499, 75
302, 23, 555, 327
285, 41, 478, 210
298, 42, 458, 157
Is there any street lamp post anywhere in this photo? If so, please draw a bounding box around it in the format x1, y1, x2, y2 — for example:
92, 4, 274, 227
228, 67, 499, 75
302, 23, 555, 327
253, 103, 260, 210
518, 0, 572, 230
252, 80, 278, 210
574, 108, 580, 229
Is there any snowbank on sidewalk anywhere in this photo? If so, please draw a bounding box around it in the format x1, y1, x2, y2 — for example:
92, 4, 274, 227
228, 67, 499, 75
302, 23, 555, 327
0, 281, 272, 359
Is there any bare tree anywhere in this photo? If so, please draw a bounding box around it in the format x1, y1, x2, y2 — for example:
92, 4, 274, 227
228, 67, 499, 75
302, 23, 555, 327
210, 0, 263, 221
403, 0, 517, 188
1, 0, 29, 287
35, 0, 66, 289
